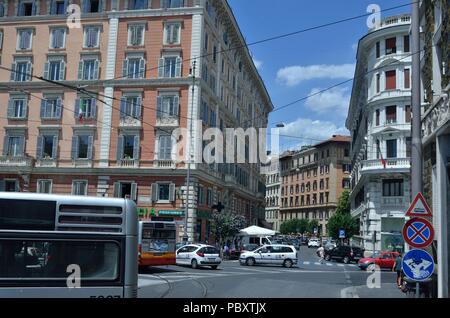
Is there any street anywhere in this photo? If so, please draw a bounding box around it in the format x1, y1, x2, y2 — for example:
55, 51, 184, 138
138, 246, 403, 298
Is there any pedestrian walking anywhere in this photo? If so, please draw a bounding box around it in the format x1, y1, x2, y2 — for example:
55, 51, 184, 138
393, 253, 403, 288
317, 246, 325, 264
223, 244, 230, 260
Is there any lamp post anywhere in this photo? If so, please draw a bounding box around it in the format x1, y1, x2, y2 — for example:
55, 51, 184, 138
183, 61, 196, 244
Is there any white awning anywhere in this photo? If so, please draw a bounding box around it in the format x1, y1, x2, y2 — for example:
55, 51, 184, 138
239, 225, 276, 236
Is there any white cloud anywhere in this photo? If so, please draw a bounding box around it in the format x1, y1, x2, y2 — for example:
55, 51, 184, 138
276, 63, 355, 87
253, 58, 263, 70
304, 87, 351, 115
278, 118, 349, 150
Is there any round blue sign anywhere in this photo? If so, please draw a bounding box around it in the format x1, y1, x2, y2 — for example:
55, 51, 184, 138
402, 249, 435, 281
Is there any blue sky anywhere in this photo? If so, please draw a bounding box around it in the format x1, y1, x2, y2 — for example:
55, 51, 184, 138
227, 0, 411, 150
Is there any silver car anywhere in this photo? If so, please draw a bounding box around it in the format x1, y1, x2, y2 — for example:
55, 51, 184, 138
239, 244, 298, 268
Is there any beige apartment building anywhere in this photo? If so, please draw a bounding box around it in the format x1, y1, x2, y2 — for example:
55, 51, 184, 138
0, 0, 273, 242
279, 135, 351, 236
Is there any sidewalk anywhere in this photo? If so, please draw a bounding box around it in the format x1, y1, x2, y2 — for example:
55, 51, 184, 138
342, 283, 406, 298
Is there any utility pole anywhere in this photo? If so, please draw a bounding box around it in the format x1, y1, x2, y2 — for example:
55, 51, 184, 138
183, 61, 196, 244
411, 0, 422, 298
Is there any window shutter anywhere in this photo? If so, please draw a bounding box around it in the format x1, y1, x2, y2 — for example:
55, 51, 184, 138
98, 0, 103, 12
151, 183, 159, 202
52, 135, 59, 159
173, 95, 179, 116
31, 2, 37, 15
7, 100, 14, 118
137, 26, 143, 45
87, 135, 94, 159
64, 0, 69, 12
22, 98, 28, 118
2, 135, 9, 156
26, 63, 32, 81
36, 136, 44, 159
172, 24, 179, 43
91, 99, 97, 118
158, 58, 164, 78
59, 61, 65, 80
18, 137, 25, 156
120, 97, 127, 118
40, 99, 47, 118
93, 60, 99, 80
74, 99, 80, 118
55, 98, 62, 118
43, 62, 50, 79
10, 63, 17, 81
71, 136, 78, 159
156, 96, 162, 118
113, 182, 120, 198
175, 57, 182, 77
135, 96, 142, 119
78, 61, 84, 80
131, 183, 138, 201
116, 135, 124, 160
169, 183, 176, 202
138, 58, 145, 78
122, 59, 129, 77
133, 135, 140, 160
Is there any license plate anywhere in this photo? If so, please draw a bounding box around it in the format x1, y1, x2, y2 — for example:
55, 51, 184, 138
208, 258, 216, 261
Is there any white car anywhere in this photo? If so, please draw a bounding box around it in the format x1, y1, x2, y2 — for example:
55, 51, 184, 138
308, 239, 321, 248
176, 244, 222, 269
239, 244, 298, 268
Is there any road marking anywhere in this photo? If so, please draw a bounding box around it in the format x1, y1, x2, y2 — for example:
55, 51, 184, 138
326, 263, 333, 266
314, 262, 321, 265
337, 264, 345, 267
303, 261, 310, 265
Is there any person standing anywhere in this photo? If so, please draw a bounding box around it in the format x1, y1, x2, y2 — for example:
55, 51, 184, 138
393, 253, 403, 288
317, 246, 325, 264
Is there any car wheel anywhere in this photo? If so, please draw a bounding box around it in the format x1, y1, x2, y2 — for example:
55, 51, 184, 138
283, 259, 293, 268
246, 258, 255, 266
343, 256, 350, 264
367, 263, 376, 272
191, 259, 198, 269
211, 265, 218, 270
325, 254, 331, 261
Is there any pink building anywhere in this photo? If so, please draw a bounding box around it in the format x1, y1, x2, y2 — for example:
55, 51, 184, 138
0, 0, 273, 242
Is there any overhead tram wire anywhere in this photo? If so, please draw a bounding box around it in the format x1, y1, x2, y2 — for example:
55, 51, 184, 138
103, 2, 417, 82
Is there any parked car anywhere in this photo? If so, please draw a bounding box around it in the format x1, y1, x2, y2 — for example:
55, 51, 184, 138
239, 244, 298, 268
240, 243, 259, 253
358, 251, 400, 271
176, 244, 222, 269
300, 237, 309, 246
307, 238, 321, 248
290, 239, 301, 250
324, 240, 337, 251
324, 245, 365, 264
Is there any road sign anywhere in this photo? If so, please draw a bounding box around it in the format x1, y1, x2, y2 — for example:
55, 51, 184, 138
402, 218, 434, 248
405, 193, 432, 217
339, 229, 345, 239
402, 249, 435, 281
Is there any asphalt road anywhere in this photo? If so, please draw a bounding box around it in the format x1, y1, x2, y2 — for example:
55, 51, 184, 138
138, 246, 405, 298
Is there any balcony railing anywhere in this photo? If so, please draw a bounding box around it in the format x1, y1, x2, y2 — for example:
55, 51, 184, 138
361, 158, 410, 172
156, 116, 179, 128
119, 116, 142, 128
155, 160, 175, 169
369, 14, 411, 32
0, 156, 34, 167
118, 158, 139, 168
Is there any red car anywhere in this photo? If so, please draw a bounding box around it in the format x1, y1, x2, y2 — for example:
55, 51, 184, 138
358, 251, 400, 270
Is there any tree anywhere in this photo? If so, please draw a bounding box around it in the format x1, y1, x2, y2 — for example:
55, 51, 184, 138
297, 219, 309, 235
307, 219, 319, 234
280, 219, 296, 234
280, 219, 317, 235
210, 212, 247, 256
327, 191, 359, 239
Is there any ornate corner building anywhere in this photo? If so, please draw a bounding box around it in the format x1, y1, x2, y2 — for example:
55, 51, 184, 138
0, 0, 273, 243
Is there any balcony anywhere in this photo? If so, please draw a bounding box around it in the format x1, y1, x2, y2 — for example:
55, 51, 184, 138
36, 158, 57, 167
119, 116, 142, 128
118, 158, 139, 168
155, 160, 175, 169
369, 14, 411, 32
0, 156, 34, 167
156, 116, 179, 128
361, 158, 410, 173
368, 89, 411, 104
380, 197, 409, 214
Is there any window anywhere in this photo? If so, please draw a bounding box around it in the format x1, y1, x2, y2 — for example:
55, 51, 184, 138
376, 73, 380, 93
75, 98, 96, 119
82, 0, 102, 13
18, 0, 36, 16
40, 98, 62, 119
71, 135, 93, 160
386, 139, 397, 158
0, 3, 5, 17
37, 180, 52, 194
128, 0, 148, 9
50, 0, 68, 15
164, 23, 181, 45
72, 180, 88, 196
382, 179, 403, 197
404, 69, 410, 89
376, 41, 380, 58
344, 148, 350, 157
342, 179, 351, 189
204, 32, 209, 52
0, 31, 3, 49
37, 135, 58, 159
157, 95, 179, 119
158, 56, 182, 78
403, 35, 410, 53
343, 164, 351, 173
128, 24, 145, 46
405, 105, 411, 123
406, 137, 412, 158
123, 57, 145, 79
7, 98, 27, 119
2, 180, 19, 192
161, 0, 184, 9
116, 135, 140, 160
78, 58, 99, 80
114, 182, 137, 200
84, 27, 100, 48
17, 29, 32, 50
386, 106, 397, 124
120, 95, 142, 119
3, 136, 24, 157
385, 37, 396, 55
158, 134, 172, 160
50, 28, 66, 49
43, 59, 65, 81
376, 109, 380, 126
385, 70, 396, 90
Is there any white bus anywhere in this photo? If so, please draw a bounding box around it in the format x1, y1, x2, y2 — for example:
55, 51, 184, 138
0, 192, 138, 298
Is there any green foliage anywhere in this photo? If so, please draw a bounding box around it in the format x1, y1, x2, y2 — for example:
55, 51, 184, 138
327, 191, 359, 239
307, 219, 319, 234
335, 190, 350, 214
210, 212, 247, 244
280, 219, 318, 235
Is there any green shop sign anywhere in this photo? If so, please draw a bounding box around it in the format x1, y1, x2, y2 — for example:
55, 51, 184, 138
159, 210, 185, 217
138, 208, 156, 219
